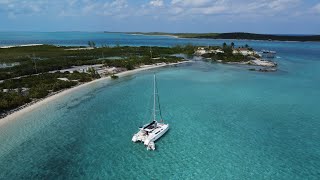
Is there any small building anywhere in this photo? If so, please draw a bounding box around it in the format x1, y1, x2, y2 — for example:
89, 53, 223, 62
195, 47, 224, 55
209, 49, 224, 54
106, 67, 118, 74
2, 88, 29, 95
195, 47, 207, 55
57, 64, 104, 74
2, 89, 9, 93
233, 48, 255, 56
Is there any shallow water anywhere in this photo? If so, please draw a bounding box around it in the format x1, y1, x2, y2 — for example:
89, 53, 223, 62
0, 33, 320, 179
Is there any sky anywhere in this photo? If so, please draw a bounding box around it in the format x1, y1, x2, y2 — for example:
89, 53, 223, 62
0, 0, 319, 34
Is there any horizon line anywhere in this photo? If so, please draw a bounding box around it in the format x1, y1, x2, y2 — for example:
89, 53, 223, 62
0, 31, 318, 36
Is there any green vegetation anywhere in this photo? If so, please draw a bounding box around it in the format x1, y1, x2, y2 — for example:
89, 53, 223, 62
88, 41, 96, 48
0, 72, 92, 90
0, 45, 191, 115
0, 92, 30, 113
126, 32, 320, 42
202, 42, 254, 62
87, 67, 100, 79
111, 74, 119, 79
0, 45, 192, 80
0, 72, 98, 112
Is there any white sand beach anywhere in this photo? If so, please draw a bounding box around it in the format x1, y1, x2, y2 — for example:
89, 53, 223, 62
130, 33, 179, 38
65, 47, 95, 51
0, 44, 43, 49
0, 61, 191, 126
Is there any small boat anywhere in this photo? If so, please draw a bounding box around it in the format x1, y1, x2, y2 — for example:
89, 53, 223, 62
132, 74, 169, 150
261, 50, 277, 58
147, 142, 155, 151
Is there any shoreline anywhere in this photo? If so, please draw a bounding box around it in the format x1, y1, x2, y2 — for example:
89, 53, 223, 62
1, 37, 319, 50
0, 44, 43, 49
127, 33, 320, 43
0, 61, 191, 126
129, 33, 179, 38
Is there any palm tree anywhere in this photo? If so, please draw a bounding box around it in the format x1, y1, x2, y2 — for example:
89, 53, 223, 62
231, 42, 235, 49
222, 42, 227, 49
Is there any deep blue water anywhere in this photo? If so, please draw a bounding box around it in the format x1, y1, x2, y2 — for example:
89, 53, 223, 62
0, 32, 320, 179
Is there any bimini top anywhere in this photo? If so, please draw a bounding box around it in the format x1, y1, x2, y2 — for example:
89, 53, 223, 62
141, 120, 157, 132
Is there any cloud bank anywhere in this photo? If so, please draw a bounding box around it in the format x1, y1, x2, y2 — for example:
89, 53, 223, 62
0, 0, 318, 33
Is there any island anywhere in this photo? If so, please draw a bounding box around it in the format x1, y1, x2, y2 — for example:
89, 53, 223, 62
0, 44, 195, 118
125, 32, 320, 42
194, 42, 277, 71
0, 43, 278, 118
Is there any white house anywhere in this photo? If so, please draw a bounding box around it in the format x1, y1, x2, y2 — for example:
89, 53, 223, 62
195, 47, 207, 55
210, 49, 224, 54
195, 47, 225, 55
233, 48, 254, 56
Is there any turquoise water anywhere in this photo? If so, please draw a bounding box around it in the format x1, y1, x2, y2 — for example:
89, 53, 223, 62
0, 33, 320, 179
1, 31, 319, 50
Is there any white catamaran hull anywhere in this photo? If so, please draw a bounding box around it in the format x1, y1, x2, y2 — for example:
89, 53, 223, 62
132, 124, 169, 144
144, 124, 169, 146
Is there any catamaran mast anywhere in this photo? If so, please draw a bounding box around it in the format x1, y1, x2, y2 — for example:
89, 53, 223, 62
153, 74, 156, 121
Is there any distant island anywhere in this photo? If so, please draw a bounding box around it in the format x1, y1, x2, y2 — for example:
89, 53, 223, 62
124, 32, 320, 42
195, 42, 277, 72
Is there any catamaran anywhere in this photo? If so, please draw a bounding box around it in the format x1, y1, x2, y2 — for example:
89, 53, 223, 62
132, 74, 169, 151
261, 50, 277, 58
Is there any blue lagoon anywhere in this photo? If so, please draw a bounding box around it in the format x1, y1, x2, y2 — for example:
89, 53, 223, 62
0, 33, 320, 179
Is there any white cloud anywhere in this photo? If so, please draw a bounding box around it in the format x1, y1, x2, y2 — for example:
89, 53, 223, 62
267, 0, 300, 11
108, 0, 128, 9
191, 6, 227, 15
57, 0, 130, 17
150, 0, 164, 7
312, 3, 320, 13
171, 0, 211, 7
68, 0, 78, 6
82, 3, 98, 14
166, 0, 304, 19
0, 0, 48, 17
0, 0, 313, 22
101, 0, 129, 16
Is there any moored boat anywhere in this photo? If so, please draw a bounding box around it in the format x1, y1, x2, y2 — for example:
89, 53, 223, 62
132, 74, 169, 151
261, 50, 277, 58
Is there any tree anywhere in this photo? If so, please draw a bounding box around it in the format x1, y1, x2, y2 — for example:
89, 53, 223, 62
29, 85, 49, 98
222, 42, 227, 49
222, 42, 232, 55
111, 74, 119, 79
0, 92, 30, 112
231, 42, 235, 49
87, 67, 100, 79
87, 41, 96, 48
